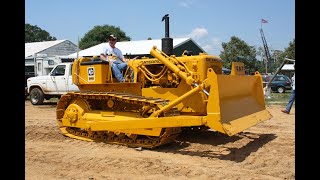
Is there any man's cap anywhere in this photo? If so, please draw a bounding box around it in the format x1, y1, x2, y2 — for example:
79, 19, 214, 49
109, 34, 117, 40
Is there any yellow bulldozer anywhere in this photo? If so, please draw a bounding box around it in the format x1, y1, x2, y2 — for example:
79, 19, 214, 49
56, 15, 272, 149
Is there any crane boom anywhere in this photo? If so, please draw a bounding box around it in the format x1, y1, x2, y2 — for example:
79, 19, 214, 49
259, 28, 272, 63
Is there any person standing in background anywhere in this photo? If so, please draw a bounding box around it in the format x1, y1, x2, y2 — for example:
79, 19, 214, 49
281, 63, 295, 114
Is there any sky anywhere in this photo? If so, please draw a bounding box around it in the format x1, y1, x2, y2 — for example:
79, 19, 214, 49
25, 0, 295, 56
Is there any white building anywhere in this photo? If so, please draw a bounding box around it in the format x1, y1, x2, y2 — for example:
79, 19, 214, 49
25, 40, 78, 77
25, 40, 78, 88
68, 38, 206, 58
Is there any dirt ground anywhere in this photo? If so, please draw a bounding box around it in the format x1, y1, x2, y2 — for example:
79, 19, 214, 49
25, 100, 295, 180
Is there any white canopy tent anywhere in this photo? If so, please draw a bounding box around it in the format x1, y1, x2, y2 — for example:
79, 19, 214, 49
281, 64, 294, 71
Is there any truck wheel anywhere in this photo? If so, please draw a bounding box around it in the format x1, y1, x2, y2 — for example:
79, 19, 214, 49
277, 86, 285, 93
30, 88, 45, 105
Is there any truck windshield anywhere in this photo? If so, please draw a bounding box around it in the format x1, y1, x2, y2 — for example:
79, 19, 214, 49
52, 65, 66, 76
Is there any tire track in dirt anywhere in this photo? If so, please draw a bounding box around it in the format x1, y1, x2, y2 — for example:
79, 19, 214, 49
25, 100, 295, 180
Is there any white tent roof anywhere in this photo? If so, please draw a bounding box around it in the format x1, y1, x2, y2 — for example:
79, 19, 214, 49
25, 40, 67, 58
281, 64, 295, 71
67, 38, 200, 58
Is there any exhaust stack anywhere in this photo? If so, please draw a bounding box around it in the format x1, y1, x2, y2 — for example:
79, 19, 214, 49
161, 14, 173, 56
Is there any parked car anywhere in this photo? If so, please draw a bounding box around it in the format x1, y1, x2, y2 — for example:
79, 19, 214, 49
262, 74, 292, 93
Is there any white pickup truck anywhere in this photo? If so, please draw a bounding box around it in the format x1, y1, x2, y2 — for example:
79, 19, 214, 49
26, 62, 79, 105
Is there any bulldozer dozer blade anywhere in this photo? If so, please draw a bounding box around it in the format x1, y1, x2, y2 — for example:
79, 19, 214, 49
205, 71, 272, 136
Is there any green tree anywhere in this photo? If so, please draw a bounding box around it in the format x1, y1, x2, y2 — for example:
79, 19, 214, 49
273, 39, 295, 69
255, 46, 267, 73
79, 25, 131, 50
282, 38, 295, 59
25, 23, 57, 43
256, 47, 283, 74
220, 36, 257, 73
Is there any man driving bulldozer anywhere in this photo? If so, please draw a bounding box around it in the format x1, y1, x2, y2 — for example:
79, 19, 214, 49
100, 34, 128, 82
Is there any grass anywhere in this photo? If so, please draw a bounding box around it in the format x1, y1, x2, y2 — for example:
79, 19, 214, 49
265, 90, 294, 107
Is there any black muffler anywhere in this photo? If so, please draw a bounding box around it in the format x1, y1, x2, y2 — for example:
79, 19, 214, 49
161, 14, 173, 56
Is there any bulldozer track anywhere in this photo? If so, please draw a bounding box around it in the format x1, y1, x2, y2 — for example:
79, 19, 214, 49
57, 91, 181, 148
